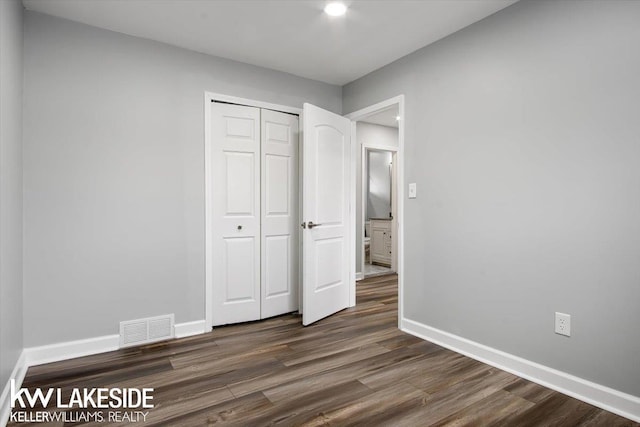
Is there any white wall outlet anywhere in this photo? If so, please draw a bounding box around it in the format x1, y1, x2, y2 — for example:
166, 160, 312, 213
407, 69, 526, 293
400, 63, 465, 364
408, 183, 417, 199
555, 312, 571, 337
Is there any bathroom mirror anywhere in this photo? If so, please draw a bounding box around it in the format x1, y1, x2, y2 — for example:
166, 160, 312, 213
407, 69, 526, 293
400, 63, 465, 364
366, 150, 392, 220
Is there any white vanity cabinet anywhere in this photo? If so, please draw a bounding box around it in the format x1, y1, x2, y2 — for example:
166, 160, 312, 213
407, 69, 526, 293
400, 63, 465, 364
370, 219, 392, 266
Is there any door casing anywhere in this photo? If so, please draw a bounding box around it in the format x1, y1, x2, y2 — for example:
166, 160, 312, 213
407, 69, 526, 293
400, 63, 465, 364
345, 95, 405, 325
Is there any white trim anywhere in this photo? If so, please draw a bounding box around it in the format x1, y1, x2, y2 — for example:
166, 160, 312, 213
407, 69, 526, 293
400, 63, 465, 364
297, 112, 304, 314
345, 95, 405, 322
204, 92, 302, 329
204, 92, 302, 116
0, 320, 209, 424
344, 95, 405, 122
361, 145, 367, 278
401, 317, 640, 423
21, 319, 209, 369
175, 320, 207, 338
0, 351, 27, 427
349, 120, 357, 305
397, 98, 405, 328
204, 92, 214, 334
26, 335, 120, 367
355, 272, 364, 281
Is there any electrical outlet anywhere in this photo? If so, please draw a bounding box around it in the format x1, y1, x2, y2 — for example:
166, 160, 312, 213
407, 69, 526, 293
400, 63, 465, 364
555, 312, 571, 337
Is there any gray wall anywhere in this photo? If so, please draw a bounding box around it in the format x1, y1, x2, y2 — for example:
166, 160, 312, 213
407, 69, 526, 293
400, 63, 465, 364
344, 0, 640, 397
23, 12, 342, 347
0, 0, 24, 388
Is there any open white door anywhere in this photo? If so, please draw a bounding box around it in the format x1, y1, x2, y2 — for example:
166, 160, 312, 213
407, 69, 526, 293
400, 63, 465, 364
302, 103, 351, 325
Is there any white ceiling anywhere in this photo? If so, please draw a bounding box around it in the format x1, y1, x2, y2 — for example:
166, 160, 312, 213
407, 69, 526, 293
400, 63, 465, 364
22, 0, 517, 85
361, 105, 399, 128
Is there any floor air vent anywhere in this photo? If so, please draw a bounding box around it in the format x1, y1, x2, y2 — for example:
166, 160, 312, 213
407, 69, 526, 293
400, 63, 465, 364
119, 314, 175, 348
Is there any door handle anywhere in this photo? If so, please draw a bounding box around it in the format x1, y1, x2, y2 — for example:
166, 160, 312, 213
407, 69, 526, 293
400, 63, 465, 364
308, 221, 323, 229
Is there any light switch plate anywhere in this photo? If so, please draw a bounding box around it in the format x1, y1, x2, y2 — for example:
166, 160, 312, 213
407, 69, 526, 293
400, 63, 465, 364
408, 183, 417, 199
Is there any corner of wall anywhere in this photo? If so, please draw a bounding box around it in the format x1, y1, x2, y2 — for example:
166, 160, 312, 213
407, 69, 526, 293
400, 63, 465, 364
0, 0, 25, 418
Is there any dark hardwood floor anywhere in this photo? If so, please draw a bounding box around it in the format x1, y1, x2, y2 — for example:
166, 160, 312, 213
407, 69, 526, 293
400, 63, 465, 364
9, 275, 638, 426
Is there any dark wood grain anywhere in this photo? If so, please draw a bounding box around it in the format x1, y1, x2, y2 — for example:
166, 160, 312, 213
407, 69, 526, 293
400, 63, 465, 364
8, 275, 637, 426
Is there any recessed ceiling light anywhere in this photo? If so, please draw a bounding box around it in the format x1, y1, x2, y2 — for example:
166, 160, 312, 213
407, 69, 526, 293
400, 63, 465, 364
324, 2, 347, 17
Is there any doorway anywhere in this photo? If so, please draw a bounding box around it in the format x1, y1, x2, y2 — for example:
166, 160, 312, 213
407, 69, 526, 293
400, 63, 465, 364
364, 148, 397, 278
346, 95, 405, 324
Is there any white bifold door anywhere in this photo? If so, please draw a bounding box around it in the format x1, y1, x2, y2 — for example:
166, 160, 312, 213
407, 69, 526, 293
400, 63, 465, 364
261, 109, 299, 318
211, 102, 299, 326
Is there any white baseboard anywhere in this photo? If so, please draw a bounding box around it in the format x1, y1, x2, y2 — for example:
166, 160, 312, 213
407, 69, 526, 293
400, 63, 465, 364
355, 272, 364, 281
26, 334, 120, 367
0, 319, 207, 425
24, 319, 208, 368
0, 350, 27, 427
175, 320, 207, 338
401, 317, 640, 423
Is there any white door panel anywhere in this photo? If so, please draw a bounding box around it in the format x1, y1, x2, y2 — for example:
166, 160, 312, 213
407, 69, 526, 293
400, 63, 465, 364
224, 152, 256, 215
212, 103, 261, 325
265, 154, 289, 215
302, 103, 351, 325
224, 237, 257, 301
261, 109, 299, 318
265, 235, 290, 296
316, 127, 345, 224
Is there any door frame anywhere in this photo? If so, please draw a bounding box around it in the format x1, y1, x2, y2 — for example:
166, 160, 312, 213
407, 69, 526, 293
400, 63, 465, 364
204, 92, 303, 329
345, 95, 405, 324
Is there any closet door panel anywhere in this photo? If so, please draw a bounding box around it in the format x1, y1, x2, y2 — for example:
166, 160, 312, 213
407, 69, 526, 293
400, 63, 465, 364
224, 237, 257, 301
265, 235, 290, 297
261, 109, 299, 318
211, 103, 261, 325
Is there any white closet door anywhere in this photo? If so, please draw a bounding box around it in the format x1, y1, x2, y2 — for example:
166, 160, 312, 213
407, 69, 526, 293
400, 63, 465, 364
211, 102, 261, 325
261, 110, 299, 318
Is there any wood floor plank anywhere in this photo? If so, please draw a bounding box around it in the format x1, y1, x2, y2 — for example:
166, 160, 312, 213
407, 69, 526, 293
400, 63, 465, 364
503, 377, 557, 403
580, 410, 640, 427
230, 343, 395, 399
429, 389, 535, 427
301, 381, 429, 427
8, 273, 638, 427
238, 380, 374, 426
151, 391, 274, 427
411, 368, 520, 426
500, 393, 606, 427
87, 386, 235, 427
